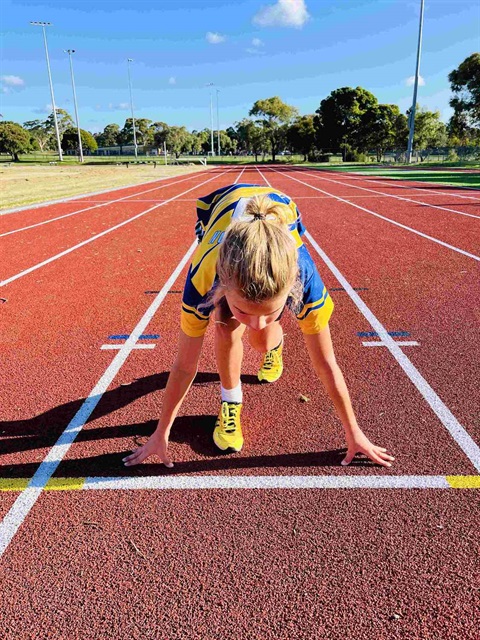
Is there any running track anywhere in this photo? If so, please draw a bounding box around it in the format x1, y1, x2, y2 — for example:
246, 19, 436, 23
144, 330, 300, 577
1, 166, 479, 639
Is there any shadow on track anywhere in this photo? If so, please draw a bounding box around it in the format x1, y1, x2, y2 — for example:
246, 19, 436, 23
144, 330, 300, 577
0, 370, 379, 477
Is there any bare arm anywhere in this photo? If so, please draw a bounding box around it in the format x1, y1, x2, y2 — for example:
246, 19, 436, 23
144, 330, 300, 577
123, 330, 205, 467
303, 325, 394, 467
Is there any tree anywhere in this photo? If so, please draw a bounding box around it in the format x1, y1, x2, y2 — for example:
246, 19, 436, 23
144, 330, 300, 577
314, 87, 379, 157
23, 119, 51, 152
249, 96, 298, 161
61, 128, 98, 154
217, 130, 235, 155
44, 108, 74, 137
165, 126, 191, 157
408, 106, 448, 160
0, 121, 32, 161
150, 121, 170, 148
361, 104, 402, 161
120, 118, 153, 147
448, 53, 480, 127
287, 115, 315, 161
226, 126, 239, 154
447, 111, 480, 146
95, 123, 121, 147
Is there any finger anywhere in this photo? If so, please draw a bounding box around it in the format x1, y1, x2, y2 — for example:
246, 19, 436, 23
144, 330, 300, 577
374, 448, 395, 462
163, 460, 174, 469
123, 449, 147, 467
341, 450, 355, 466
122, 449, 141, 463
370, 452, 392, 467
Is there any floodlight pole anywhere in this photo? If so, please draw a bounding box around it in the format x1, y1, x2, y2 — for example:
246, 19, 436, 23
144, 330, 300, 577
31, 21, 63, 161
127, 58, 138, 158
406, 0, 425, 164
207, 83, 215, 157
64, 49, 83, 162
216, 88, 221, 157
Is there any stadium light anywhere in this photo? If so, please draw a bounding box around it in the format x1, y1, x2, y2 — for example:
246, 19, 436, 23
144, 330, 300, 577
30, 21, 63, 161
127, 58, 138, 158
64, 49, 84, 163
206, 83, 215, 157
216, 88, 221, 157
406, 0, 425, 164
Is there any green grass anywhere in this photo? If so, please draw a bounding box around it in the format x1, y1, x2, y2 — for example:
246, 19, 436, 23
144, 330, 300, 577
310, 163, 480, 189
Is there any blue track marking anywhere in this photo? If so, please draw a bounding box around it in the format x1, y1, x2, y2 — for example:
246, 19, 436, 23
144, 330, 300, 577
357, 331, 410, 338
108, 334, 160, 340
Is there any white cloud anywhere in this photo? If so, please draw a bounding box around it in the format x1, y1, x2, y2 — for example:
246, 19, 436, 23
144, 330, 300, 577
103, 102, 131, 111
253, 0, 310, 28
206, 31, 226, 44
405, 75, 425, 87
33, 103, 54, 114
252, 37, 264, 47
1, 75, 25, 87
169, 76, 176, 85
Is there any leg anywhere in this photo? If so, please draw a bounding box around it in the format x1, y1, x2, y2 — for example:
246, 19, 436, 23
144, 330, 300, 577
214, 297, 246, 389
248, 321, 283, 354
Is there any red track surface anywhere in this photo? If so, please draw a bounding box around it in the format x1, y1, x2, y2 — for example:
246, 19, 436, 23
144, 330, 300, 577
1, 166, 479, 639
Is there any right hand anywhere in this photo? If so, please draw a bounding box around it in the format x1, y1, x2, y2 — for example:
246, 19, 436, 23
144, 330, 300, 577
122, 431, 173, 468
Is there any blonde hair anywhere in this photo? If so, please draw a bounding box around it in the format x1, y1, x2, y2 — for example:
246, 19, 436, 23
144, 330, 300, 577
208, 195, 303, 311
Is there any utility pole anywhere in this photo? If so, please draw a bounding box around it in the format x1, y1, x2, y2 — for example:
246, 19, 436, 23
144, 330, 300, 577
406, 0, 425, 164
206, 83, 215, 157
216, 88, 221, 157
64, 49, 83, 162
127, 58, 138, 158
31, 21, 63, 161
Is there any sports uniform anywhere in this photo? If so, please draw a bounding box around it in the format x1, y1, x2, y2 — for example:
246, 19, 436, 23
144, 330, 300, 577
181, 183, 334, 337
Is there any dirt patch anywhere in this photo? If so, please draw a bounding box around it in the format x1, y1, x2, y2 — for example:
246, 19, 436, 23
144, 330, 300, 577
0, 164, 210, 210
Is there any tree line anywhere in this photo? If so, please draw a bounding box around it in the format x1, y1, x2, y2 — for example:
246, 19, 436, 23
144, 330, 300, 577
1, 53, 478, 162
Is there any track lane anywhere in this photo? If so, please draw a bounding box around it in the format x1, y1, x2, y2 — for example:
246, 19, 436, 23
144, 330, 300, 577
266, 168, 480, 445
0, 170, 234, 286
1, 170, 243, 472
1, 487, 478, 639
268, 168, 480, 258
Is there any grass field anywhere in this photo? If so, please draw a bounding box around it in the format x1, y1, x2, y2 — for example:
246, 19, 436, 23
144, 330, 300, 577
0, 163, 210, 211
316, 164, 480, 189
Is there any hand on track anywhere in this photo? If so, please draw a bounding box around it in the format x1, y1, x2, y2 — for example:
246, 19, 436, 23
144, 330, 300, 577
341, 430, 395, 468
123, 432, 173, 468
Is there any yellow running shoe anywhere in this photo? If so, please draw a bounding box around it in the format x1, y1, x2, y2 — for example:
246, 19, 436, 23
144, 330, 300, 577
213, 401, 243, 452
257, 340, 283, 383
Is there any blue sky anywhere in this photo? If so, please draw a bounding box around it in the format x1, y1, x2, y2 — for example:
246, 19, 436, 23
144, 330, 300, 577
1, 0, 479, 133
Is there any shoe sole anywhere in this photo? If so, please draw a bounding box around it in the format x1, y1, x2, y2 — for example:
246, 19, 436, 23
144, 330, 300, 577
213, 433, 243, 453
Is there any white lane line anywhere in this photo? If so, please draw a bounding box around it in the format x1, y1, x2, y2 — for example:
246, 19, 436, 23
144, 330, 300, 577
234, 165, 247, 184
362, 341, 419, 347
0, 240, 198, 557
100, 344, 155, 350
299, 170, 480, 219
0, 170, 228, 287
83, 475, 451, 490
1, 170, 231, 238
272, 169, 480, 262
258, 166, 480, 472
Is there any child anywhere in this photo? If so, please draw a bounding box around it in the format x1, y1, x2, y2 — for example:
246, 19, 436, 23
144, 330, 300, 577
123, 184, 394, 469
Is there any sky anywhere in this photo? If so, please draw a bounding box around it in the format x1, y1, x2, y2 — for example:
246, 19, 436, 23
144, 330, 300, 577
1, 0, 479, 134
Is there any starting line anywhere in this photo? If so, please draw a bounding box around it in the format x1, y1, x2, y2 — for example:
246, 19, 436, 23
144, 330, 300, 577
1, 475, 479, 491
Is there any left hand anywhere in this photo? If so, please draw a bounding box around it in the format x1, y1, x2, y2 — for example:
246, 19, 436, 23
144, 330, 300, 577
342, 429, 395, 468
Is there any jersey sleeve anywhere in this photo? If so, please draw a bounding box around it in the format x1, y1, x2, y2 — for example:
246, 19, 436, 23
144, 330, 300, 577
295, 245, 334, 334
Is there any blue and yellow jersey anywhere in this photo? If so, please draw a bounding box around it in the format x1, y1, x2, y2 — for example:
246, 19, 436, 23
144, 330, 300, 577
181, 184, 334, 337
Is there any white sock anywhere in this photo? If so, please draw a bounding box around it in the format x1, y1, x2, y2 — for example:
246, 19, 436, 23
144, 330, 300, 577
221, 381, 243, 404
